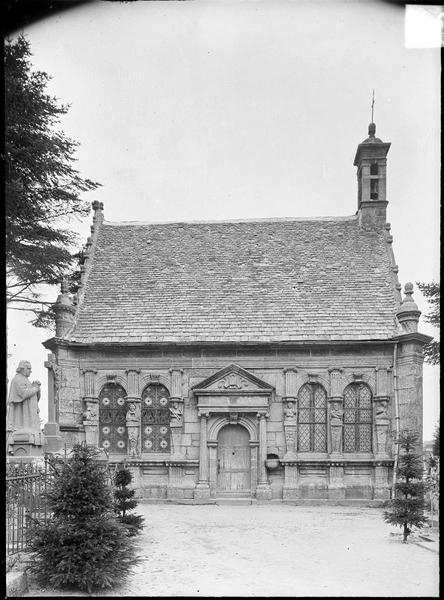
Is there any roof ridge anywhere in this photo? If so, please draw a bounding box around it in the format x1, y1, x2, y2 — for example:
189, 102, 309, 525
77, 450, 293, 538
101, 214, 358, 226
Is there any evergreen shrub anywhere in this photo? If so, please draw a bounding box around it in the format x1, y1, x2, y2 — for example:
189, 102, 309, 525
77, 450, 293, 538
27, 443, 138, 592
383, 431, 428, 542
114, 468, 144, 536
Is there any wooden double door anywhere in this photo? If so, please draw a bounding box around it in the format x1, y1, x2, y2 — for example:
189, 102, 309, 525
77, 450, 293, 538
217, 425, 251, 495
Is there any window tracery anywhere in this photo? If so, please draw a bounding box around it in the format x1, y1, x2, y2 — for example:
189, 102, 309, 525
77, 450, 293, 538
98, 383, 127, 454
297, 383, 327, 452
141, 383, 171, 453
343, 383, 372, 452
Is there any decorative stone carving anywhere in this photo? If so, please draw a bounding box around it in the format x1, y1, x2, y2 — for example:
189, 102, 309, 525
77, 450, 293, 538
126, 400, 141, 457
374, 398, 390, 456
82, 399, 99, 446
329, 400, 344, 454
375, 398, 389, 421
307, 372, 319, 384
284, 400, 297, 423
217, 373, 248, 390
169, 401, 183, 425
283, 399, 297, 458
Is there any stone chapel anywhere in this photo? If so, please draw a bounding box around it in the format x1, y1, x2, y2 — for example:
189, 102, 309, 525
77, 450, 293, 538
42, 123, 431, 504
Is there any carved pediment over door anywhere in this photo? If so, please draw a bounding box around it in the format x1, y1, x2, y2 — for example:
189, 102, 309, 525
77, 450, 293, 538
192, 364, 274, 417
192, 363, 274, 395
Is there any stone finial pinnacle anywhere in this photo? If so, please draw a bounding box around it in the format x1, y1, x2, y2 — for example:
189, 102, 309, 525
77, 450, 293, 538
92, 201, 104, 225
92, 200, 104, 212
368, 122, 376, 137
403, 281, 414, 298
396, 282, 421, 333
54, 277, 75, 338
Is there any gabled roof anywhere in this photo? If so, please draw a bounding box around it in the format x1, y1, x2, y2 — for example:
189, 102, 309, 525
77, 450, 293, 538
67, 215, 400, 344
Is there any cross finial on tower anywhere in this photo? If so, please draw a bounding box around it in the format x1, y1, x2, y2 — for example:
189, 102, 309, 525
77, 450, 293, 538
371, 89, 375, 123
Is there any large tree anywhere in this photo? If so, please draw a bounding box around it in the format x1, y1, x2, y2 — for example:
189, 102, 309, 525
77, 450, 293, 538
5, 35, 100, 326
416, 282, 440, 365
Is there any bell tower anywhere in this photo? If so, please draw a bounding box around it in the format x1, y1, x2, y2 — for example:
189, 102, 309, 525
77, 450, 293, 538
354, 122, 391, 227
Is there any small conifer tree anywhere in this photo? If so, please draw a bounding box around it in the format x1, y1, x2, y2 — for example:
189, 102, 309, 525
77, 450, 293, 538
114, 467, 144, 536
27, 444, 138, 592
384, 431, 428, 543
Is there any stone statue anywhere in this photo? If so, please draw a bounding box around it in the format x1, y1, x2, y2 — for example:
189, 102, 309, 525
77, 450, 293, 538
330, 402, 344, 453
126, 402, 140, 456
7, 360, 41, 435
330, 403, 344, 425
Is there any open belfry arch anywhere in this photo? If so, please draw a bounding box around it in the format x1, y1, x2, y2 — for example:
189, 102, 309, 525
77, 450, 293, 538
41, 122, 432, 504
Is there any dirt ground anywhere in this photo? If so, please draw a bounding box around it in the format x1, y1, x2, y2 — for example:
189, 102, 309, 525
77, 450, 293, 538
23, 503, 439, 597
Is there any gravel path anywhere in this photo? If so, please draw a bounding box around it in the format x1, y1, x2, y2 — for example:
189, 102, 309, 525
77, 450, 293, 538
24, 503, 439, 597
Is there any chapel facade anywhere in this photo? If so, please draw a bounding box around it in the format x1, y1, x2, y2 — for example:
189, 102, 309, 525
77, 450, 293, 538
42, 123, 431, 504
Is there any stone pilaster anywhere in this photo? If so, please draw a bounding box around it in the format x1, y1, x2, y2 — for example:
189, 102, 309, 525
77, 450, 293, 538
283, 368, 298, 459
195, 411, 210, 499
283, 463, 298, 500
82, 369, 98, 447
329, 399, 344, 455
256, 412, 272, 501
43, 353, 63, 453
169, 369, 184, 459
328, 462, 345, 499
374, 462, 391, 500
125, 369, 141, 457
328, 368, 344, 456
395, 332, 431, 448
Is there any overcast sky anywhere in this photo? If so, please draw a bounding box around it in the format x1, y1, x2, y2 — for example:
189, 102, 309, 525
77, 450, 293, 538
7, 0, 440, 438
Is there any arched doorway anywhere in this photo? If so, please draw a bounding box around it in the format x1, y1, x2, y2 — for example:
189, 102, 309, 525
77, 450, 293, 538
217, 424, 251, 495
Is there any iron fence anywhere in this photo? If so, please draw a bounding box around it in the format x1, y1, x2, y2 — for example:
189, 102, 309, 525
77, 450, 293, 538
6, 458, 51, 556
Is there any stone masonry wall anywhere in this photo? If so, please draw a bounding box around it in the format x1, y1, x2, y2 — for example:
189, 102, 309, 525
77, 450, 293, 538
48, 342, 406, 502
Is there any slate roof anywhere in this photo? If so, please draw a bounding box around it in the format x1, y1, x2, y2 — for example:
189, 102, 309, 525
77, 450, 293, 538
68, 216, 400, 344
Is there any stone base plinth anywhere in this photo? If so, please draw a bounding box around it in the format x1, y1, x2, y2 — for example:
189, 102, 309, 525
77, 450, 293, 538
194, 482, 211, 500
373, 487, 391, 500
9, 431, 45, 457
256, 483, 272, 501
327, 484, 346, 500
283, 487, 299, 501
43, 422, 64, 453
167, 486, 195, 500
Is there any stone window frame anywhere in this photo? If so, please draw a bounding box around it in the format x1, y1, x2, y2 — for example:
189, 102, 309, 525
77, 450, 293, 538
296, 382, 328, 453
342, 382, 373, 453
98, 382, 128, 454
140, 382, 171, 454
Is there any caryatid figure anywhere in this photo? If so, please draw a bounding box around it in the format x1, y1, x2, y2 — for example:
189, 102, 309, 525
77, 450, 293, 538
7, 360, 42, 436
